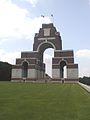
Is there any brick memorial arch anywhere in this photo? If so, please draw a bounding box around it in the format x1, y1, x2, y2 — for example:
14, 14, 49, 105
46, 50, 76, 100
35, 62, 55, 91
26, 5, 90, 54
11, 23, 78, 82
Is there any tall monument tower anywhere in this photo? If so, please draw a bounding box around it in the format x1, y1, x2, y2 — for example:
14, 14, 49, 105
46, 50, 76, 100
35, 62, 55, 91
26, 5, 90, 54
11, 23, 78, 83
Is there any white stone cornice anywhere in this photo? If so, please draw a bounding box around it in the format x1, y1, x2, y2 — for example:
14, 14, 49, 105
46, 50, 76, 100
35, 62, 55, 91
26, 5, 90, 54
38, 37, 55, 41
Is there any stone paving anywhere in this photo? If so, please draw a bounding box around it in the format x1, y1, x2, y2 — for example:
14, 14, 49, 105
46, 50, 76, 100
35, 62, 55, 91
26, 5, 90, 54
78, 82, 90, 92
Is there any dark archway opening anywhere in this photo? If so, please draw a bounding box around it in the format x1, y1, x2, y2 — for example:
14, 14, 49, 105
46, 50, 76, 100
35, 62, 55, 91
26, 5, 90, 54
22, 61, 28, 78
60, 61, 67, 79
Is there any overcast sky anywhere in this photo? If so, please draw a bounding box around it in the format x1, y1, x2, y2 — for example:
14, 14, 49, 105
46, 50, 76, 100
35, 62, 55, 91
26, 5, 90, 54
0, 0, 90, 77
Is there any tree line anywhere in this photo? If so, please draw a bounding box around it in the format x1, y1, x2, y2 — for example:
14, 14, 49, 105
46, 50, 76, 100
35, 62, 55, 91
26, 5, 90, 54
0, 61, 12, 81
79, 76, 90, 85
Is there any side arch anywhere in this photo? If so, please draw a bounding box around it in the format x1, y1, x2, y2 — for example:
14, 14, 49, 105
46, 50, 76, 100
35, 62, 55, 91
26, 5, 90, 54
22, 61, 28, 78
59, 60, 67, 78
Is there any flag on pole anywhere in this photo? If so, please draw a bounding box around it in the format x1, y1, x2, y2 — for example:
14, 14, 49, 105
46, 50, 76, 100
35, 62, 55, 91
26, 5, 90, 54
51, 14, 53, 17
41, 15, 45, 18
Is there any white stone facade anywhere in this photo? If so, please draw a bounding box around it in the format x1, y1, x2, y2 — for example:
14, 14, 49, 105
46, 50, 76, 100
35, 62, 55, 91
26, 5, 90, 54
12, 69, 22, 78
44, 28, 50, 36
67, 68, 78, 79
28, 69, 37, 78
52, 69, 60, 78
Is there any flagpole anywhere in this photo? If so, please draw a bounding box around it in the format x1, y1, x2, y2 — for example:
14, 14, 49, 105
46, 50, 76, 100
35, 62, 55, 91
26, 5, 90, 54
41, 15, 45, 24
51, 14, 54, 24
41, 14, 54, 24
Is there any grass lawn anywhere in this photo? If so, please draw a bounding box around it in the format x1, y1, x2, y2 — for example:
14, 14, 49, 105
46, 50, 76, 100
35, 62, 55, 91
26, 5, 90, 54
0, 82, 90, 120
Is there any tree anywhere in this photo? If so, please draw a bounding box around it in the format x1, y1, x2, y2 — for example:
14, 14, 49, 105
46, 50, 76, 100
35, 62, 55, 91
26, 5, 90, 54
79, 76, 90, 85
0, 61, 12, 81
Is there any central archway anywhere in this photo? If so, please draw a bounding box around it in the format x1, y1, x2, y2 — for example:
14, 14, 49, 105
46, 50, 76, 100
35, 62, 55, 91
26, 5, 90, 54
38, 41, 56, 62
44, 48, 54, 77
38, 41, 55, 77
